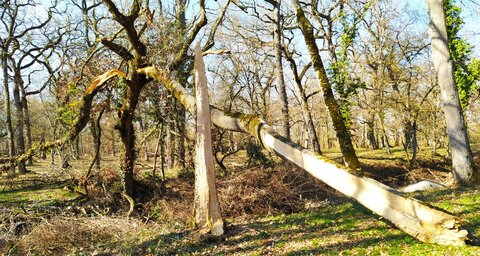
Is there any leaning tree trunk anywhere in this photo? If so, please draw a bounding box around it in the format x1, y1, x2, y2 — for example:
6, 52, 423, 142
193, 45, 224, 236
139, 65, 473, 246
427, 0, 478, 185
293, 1, 360, 173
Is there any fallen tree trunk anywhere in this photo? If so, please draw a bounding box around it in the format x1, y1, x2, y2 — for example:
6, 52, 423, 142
138, 66, 473, 246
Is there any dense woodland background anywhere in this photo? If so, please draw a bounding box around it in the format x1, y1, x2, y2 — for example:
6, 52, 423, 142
1, 0, 480, 254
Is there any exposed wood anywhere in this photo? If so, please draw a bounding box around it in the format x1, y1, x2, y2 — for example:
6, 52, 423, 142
139, 65, 473, 246
193, 44, 224, 236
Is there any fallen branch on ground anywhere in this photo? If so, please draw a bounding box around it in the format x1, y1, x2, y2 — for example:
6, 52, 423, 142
140, 65, 474, 246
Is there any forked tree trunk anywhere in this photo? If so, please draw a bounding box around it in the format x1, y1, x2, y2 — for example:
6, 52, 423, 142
141, 65, 473, 246
193, 45, 224, 236
285, 53, 321, 154
427, 0, 478, 185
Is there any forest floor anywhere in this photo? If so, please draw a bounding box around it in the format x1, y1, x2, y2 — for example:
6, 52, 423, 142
1, 145, 480, 255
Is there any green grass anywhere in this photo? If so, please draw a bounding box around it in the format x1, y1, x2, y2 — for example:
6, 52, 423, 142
0, 186, 76, 206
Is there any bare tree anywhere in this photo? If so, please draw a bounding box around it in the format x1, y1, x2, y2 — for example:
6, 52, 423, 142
0, 0, 57, 172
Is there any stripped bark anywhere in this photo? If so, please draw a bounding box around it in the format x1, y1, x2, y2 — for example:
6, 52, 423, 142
193, 45, 224, 236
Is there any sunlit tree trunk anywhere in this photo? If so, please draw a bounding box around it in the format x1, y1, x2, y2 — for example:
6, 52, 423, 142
427, 0, 478, 185
12, 69, 27, 173
22, 93, 33, 165
166, 97, 175, 169
173, 0, 187, 170
1, 54, 15, 159
284, 54, 321, 154
193, 45, 224, 235
293, 1, 360, 173
273, 0, 290, 138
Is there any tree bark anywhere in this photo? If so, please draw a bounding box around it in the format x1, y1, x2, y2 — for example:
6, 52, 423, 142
166, 96, 175, 169
273, 0, 290, 139
90, 119, 101, 170
175, 101, 186, 169
17, 81, 33, 165
366, 116, 378, 150
173, 0, 187, 170
193, 45, 224, 235
117, 73, 147, 197
293, 1, 360, 173
12, 69, 27, 174
427, 0, 478, 185
2, 55, 15, 159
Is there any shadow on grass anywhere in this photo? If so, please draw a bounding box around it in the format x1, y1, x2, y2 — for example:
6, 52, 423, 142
360, 163, 408, 187
0, 180, 73, 207
286, 234, 408, 255
122, 202, 404, 255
